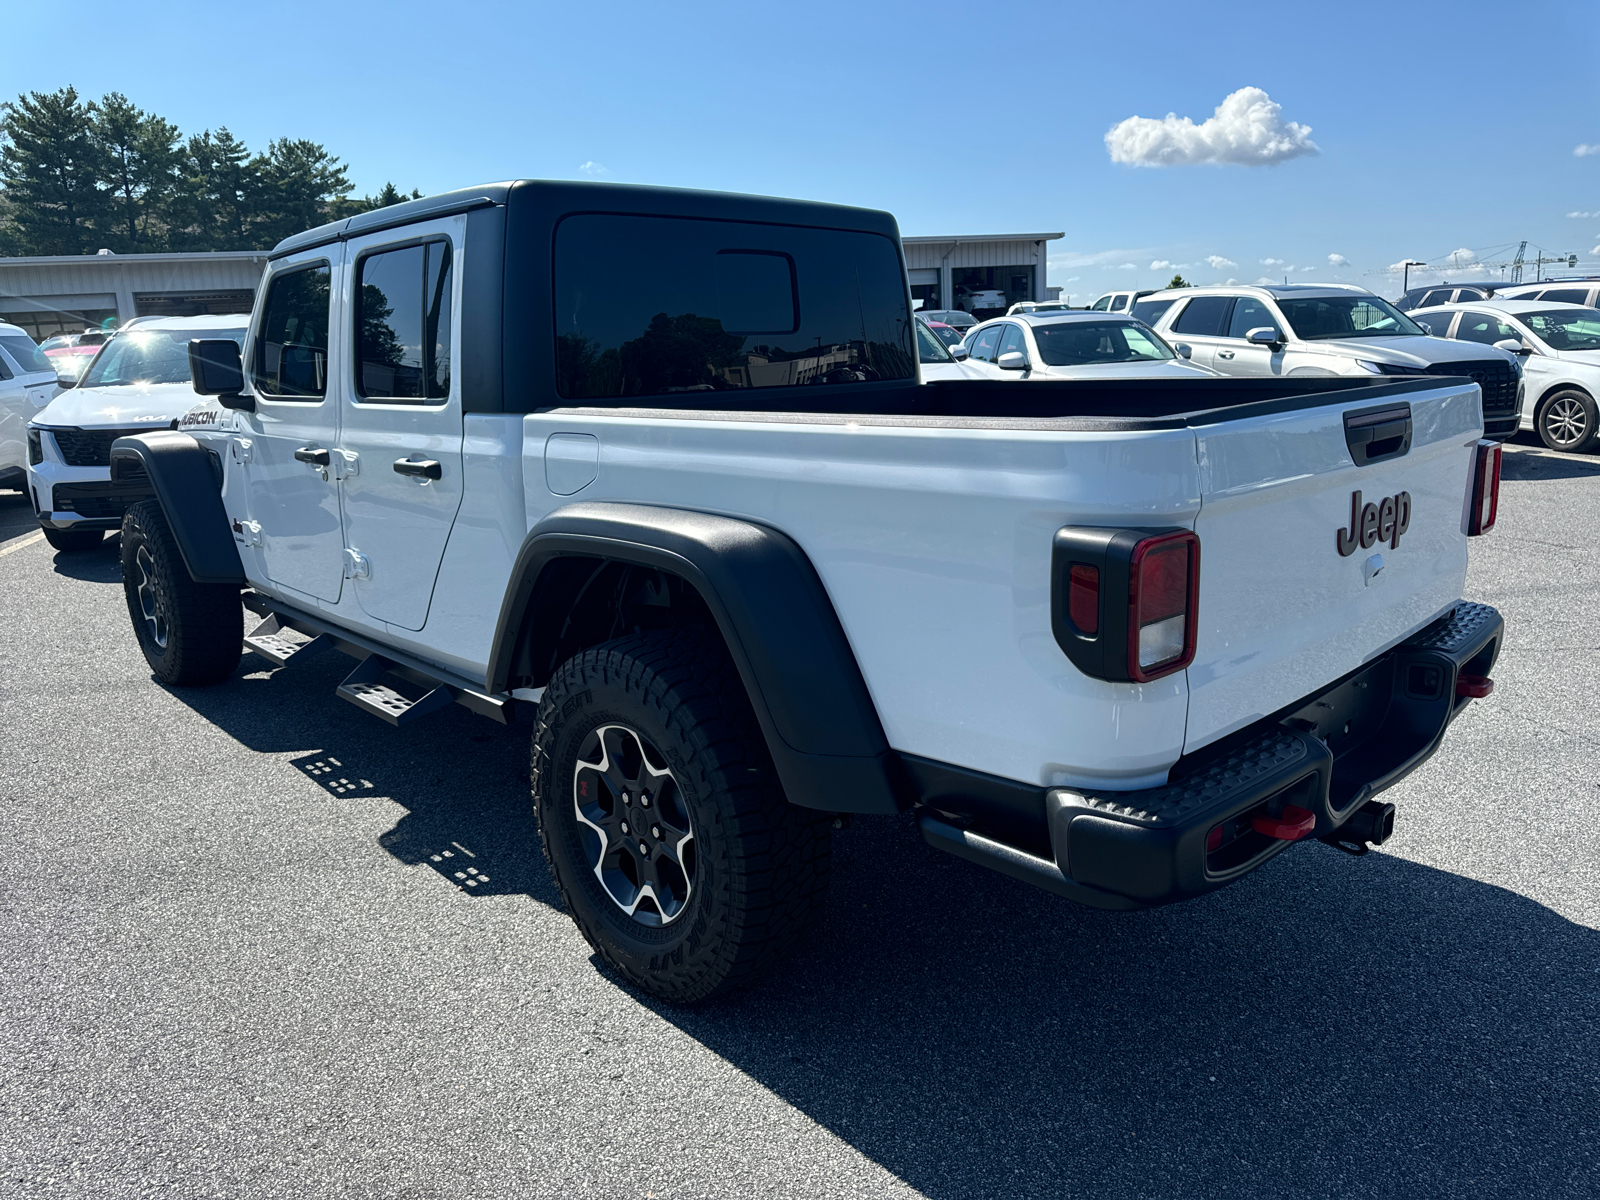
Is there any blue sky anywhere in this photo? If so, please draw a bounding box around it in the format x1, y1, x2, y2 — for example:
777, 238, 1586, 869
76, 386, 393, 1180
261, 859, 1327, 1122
9, 0, 1599, 299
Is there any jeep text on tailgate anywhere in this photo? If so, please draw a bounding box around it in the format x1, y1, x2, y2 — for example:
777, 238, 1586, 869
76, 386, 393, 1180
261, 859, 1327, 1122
106, 181, 1504, 1003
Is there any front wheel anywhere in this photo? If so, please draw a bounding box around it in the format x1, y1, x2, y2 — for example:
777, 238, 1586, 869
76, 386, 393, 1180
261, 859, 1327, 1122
42, 526, 105, 553
1537, 389, 1600, 453
531, 629, 832, 1003
119, 501, 242, 686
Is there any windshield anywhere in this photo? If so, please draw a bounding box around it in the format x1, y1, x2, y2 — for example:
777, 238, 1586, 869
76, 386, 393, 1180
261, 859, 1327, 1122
928, 324, 963, 348
81, 327, 246, 388
916, 321, 954, 363
0, 333, 53, 375
1520, 308, 1600, 351
1276, 296, 1425, 340
1032, 320, 1175, 366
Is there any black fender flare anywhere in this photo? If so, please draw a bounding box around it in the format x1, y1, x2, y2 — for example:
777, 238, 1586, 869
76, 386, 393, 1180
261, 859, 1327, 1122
487, 502, 903, 815
109, 431, 244, 586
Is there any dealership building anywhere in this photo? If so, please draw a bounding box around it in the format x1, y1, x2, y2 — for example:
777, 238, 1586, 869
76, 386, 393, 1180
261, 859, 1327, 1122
0, 250, 268, 341
902, 232, 1065, 314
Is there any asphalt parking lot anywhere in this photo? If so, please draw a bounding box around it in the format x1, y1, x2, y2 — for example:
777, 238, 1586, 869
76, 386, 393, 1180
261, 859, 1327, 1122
1, 436, 1597, 1200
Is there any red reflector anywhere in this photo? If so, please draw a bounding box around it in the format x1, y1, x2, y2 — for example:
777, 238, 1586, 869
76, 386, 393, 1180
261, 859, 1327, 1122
1468, 440, 1501, 535
1206, 824, 1224, 853
1455, 674, 1494, 698
1252, 804, 1316, 841
1068, 564, 1099, 634
1127, 530, 1199, 682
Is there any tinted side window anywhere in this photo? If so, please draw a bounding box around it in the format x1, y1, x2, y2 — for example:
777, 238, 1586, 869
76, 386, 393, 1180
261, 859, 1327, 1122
1226, 296, 1278, 339
1455, 312, 1518, 345
1130, 298, 1175, 324
1411, 312, 1455, 338
1419, 290, 1453, 308
356, 240, 453, 402
998, 324, 1027, 359
553, 215, 911, 399
1542, 288, 1588, 305
1456, 288, 1486, 301
254, 264, 331, 398
1172, 296, 1234, 337
1090, 296, 1111, 311
968, 325, 1003, 362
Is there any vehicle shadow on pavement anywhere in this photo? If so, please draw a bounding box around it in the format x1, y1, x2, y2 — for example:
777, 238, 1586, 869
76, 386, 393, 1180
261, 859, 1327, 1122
1500, 447, 1600, 481
165, 648, 560, 908
653, 815, 1599, 1200
48, 537, 122, 581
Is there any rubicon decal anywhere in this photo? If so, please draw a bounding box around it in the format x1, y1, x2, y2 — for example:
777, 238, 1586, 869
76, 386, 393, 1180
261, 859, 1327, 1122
1337, 489, 1411, 557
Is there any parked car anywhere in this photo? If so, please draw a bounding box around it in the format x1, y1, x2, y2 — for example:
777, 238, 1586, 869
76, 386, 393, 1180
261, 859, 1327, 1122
915, 317, 987, 381
111, 180, 1501, 1005
956, 312, 1219, 380
1144, 284, 1523, 438
1396, 282, 1511, 312
1089, 289, 1156, 314
1006, 300, 1076, 315
0, 323, 61, 494
26, 314, 249, 551
922, 320, 964, 350
1408, 299, 1600, 452
39, 331, 110, 381
916, 308, 977, 334
1485, 277, 1600, 308
959, 288, 1008, 316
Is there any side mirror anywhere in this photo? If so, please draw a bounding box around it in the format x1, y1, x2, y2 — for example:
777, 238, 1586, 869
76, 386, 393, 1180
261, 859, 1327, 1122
55, 376, 78, 390
188, 339, 254, 411
951, 347, 970, 361
1173, 342, 1192, 359
997, 351, 1029, 371
1245, 326, 1282, 347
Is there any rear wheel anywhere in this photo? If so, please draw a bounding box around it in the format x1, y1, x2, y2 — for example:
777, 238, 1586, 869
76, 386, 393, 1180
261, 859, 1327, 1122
531, 628, 832, 1003
42, 526, 104, 553
120, 501, 242, 686
1536, 389, 1599, 453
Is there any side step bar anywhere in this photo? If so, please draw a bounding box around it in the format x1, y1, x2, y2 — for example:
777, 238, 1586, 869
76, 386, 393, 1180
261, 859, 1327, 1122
241, 592, 514, 726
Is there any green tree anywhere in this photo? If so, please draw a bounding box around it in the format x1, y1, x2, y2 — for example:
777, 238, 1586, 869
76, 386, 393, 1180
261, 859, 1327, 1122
92, 92, 182, 251
253, 137, 353, 246
1166, 274, 1191, 289
0, 87, 104, 255
172, 128, 259, 250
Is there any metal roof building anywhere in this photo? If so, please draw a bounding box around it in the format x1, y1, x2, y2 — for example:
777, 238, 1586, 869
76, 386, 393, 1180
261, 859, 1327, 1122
0, 251, 268, 341
902, 233, 1065, 315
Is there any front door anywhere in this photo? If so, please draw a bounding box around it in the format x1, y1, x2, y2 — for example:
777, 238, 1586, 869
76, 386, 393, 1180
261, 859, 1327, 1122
336, 220, 465, 631
243, 249, 345, 603
1165, 295, 1233, 371
1216, 294, 1286, 377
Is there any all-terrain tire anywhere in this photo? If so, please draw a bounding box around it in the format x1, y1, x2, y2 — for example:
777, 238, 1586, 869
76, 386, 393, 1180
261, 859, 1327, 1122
1536, 389, 1600, 454
42, 526, 104, 552
532, 628, 832, 1004
120, 500, 242, 686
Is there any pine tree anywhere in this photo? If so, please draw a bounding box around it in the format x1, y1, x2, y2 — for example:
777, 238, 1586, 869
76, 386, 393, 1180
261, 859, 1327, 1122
253, 138, 353, 246
1166, 274, 1191, 289
173, 128, 259, 250
0, 87, 104, 255
92, 93, 182, 252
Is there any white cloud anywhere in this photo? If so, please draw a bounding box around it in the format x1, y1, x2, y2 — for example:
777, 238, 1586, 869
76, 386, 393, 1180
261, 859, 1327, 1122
1328, 253, 1348, 266
1205, 255, 1236, 269
1224, 277, 1238, 285
578, 161, 609, 176
1254, 276, 1277, 285
1150, 260, 1174, 270
1575, 144, 1600, 157
1568, 211, 1597, 218
1049, 248, 1150, 269
1117, 262, 1138, 270
1593, 246, 1600, 256
1105, 87, 1318, 168
1445, 247, 1478, 264
1261, 257, 1285, 266
1064, 276, 1080, 283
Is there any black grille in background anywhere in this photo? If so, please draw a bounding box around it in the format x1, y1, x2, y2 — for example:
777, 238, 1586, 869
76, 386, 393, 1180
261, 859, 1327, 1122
48, 428, 155, 467
1431, 359, 1517, 419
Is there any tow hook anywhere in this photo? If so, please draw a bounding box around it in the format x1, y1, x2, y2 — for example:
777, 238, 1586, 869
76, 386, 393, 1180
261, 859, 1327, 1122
1319, 800, 1397, 857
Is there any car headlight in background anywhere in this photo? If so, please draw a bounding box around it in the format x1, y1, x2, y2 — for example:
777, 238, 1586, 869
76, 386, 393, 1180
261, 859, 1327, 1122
27, 428, 42, 466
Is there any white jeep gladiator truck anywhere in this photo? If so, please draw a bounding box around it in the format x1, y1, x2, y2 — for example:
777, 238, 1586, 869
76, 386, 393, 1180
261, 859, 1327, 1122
108, 181, 1505, 1004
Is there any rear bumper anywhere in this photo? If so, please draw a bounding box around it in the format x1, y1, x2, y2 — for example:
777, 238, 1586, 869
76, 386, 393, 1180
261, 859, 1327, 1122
921, 600, 1503, 911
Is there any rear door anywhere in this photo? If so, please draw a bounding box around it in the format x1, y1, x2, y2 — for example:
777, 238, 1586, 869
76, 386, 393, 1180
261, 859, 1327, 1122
1166, 295, 1233, 370
1215, 294, 1285, 377
1184, 382, 1480, 751
336, 217, 465, 631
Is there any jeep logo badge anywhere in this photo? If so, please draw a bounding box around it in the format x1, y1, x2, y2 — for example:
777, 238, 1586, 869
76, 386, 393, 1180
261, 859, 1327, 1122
1338, 489, 1410, 557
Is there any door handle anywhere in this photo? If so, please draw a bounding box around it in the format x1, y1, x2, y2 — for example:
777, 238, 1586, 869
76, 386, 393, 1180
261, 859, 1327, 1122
1217, 349, 1236, 360
393, 457, 442, 481
294, 446, 330, 466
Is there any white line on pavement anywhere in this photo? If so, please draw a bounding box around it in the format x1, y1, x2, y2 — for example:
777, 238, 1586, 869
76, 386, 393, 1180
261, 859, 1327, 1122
0, 531, 45, 558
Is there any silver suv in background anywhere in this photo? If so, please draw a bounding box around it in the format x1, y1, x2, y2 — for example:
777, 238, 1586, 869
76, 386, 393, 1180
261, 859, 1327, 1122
1144, 284, 1522, 438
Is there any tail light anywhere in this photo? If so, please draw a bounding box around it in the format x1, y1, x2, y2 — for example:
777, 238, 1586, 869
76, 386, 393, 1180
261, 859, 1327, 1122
1468, 439, 1500, 535
1051, 526, 1200, 683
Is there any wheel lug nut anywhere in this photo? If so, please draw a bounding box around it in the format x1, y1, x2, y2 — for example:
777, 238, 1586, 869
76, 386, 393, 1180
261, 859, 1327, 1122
638, 840, 649, 856
640, 794, 651, 808
620, 820, 629, 834
651, 825, 661, 839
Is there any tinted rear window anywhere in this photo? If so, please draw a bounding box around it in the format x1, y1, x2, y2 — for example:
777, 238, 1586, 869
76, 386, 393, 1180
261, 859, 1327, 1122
1130, 298, 1175, 324
0, 333, 52, 374
553, 215, 913, 399
1171, 296, 1233, 337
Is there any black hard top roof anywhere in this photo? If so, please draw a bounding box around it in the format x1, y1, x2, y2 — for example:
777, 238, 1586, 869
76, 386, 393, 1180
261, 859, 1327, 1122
270, 179, 900, 259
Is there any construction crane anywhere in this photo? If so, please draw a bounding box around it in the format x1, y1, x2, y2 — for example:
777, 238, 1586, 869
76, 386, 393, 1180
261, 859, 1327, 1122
1367, 242, 1585, 285
1510, 241, 1526, 284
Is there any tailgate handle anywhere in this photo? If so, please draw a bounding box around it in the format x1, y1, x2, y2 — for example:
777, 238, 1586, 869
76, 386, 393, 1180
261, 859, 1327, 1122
1344, 404, 1412, 467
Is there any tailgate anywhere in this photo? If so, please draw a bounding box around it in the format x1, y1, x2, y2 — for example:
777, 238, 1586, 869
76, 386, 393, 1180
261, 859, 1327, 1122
1185, 381, 1481, 752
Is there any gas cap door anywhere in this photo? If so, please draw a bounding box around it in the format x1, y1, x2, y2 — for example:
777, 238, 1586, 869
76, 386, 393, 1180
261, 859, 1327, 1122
545, 432, 599, 495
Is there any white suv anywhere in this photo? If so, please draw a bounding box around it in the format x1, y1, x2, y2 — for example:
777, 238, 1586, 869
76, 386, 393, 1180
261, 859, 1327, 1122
27, 315, 248, 551
0, 323, 61, 495
1145, 284, 1522, 438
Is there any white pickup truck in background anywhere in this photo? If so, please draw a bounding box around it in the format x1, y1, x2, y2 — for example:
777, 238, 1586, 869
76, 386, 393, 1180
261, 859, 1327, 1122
107, 181, 1505, 1003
